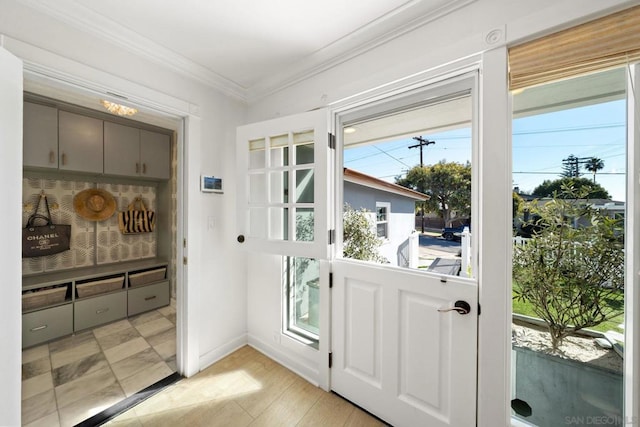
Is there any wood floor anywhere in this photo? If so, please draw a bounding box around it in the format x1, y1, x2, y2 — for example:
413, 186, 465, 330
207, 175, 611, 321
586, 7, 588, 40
106, 345, 387, 427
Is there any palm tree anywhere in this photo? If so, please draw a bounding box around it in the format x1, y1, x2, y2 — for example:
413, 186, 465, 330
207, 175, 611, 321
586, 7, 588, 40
584, 157, 604, 183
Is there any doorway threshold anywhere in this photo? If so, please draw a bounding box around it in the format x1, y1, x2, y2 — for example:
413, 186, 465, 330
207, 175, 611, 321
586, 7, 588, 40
74, 372, 182, 427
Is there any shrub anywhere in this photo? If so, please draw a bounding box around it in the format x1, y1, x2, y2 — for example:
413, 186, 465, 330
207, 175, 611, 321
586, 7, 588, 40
512, 185, 624, 350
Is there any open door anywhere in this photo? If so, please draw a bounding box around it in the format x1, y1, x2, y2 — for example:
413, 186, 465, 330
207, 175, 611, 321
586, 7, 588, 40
0, 45, 24, 426
236, 109, 331, 259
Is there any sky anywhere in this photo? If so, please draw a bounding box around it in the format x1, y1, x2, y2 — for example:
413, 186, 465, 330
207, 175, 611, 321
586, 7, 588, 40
343, 99, 627, 202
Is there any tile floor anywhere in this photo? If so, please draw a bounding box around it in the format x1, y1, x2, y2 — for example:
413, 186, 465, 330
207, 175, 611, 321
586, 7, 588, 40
105, 345, 387, 427
22, 300, 177, 427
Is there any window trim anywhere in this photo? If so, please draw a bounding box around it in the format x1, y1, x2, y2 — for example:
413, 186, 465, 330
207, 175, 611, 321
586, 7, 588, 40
375, 202, 390, 240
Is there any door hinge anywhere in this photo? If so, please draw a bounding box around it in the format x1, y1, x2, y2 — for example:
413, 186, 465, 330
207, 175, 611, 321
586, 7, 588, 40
328, 229, 335, 245
328, 132, 336, 149
329, 272, 333, 289
477, 303, 481, 315
328, 352, 333, 368
183, 257, 188, 265
183, 238, 187, 248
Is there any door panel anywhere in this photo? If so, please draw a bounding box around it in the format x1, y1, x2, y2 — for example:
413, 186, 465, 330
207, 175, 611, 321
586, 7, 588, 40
236, 109, 330, 259
332, 259, 477, 427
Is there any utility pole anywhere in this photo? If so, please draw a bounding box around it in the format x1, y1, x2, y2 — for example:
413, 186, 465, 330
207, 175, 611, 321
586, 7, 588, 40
409, 136, 435, 167
409, 136, 435, 233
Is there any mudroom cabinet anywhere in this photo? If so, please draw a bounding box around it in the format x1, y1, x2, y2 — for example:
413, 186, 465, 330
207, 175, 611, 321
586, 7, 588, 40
22, 260, 169, 348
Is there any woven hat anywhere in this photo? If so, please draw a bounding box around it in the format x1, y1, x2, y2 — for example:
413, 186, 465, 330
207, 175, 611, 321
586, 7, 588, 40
73, 189, 116, 221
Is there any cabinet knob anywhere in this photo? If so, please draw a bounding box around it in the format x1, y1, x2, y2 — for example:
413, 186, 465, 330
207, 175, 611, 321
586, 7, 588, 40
142, 163, 147, 174
61, 153, 67, 166
49, 150, 55, 164
135, 163, 140, 173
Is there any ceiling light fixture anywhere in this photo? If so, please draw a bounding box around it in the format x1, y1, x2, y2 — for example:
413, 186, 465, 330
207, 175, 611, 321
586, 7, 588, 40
101, 100, 138, 116
343, 127, 357, 134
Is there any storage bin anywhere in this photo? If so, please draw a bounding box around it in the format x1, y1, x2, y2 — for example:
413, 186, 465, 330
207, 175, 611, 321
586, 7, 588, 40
77, 276, 124, 298
129, 267, 167, 287
22, 286, 68, 311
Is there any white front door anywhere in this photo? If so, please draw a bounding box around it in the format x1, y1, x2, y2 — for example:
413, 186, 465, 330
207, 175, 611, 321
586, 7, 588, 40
331, 260, 478, 427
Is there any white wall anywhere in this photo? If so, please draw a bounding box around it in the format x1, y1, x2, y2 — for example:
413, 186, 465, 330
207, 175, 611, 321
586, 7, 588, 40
243, 0, 637, 425
0, 45, 24, 427
0, 3, 248, 424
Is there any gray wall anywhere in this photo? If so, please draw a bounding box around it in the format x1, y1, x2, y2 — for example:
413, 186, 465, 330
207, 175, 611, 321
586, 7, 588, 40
344, 181, 417, 214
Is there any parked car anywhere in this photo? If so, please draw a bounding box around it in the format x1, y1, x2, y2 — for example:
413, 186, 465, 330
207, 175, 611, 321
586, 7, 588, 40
441, 225, 470, 241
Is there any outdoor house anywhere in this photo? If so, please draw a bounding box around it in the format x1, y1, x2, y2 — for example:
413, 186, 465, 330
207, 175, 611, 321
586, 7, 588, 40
343, 168, 428, 268
2, 1, 640, 427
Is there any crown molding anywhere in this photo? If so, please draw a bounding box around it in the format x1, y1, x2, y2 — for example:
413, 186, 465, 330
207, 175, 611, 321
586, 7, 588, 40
18, 0, 476, 105
245, 0, 478, 103
17, 0, 248, 102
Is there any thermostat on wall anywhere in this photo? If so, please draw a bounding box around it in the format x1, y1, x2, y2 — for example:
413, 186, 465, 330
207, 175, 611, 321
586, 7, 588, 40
201, 175, 223, 193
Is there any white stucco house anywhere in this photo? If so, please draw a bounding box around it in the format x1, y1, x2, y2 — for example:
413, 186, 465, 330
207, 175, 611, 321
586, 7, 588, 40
343, 168, 428, 268
1, 1, 639, 426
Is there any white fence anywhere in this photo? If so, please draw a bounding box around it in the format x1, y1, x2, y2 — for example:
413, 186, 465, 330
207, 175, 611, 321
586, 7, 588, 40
460, 231, 530, 277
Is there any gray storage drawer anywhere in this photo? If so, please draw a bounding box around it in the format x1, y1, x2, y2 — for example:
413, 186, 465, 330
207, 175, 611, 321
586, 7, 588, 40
74, 291, 127, 331
128, 280, 169, 316
23, 304, 73, 348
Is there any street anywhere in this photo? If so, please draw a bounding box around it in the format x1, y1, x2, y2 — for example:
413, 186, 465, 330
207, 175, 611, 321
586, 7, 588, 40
418, 232, 461, 260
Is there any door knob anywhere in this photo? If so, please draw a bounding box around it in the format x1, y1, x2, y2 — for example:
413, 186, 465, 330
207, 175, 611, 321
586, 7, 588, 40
438, 300, 471, 315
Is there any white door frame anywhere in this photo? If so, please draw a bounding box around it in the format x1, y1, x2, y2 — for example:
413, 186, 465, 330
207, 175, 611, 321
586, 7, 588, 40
328, 49, 513, 426
6, 37, 201, 377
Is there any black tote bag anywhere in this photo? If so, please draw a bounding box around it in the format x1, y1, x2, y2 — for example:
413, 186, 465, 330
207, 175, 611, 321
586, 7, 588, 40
22, 194, 71, 258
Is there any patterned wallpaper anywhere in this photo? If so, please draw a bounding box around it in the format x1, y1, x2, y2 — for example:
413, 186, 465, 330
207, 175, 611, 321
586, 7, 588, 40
22, 178, 157, 275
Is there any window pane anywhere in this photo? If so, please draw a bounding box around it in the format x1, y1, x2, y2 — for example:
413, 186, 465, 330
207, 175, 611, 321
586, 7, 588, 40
511, 68, 625, 426
270, 145, 289, 167
295, 208, 314, 242
287, 256, 319, 339
270, 171, 288, 204
249, 138, 265, 169
269, 207, 288, 240
295, 169, 314, 203
342, 94, 472, 272
294, 131, 314, 165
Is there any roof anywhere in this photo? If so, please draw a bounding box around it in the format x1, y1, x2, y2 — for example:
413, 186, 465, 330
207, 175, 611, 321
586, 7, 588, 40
344, 168, 429, 201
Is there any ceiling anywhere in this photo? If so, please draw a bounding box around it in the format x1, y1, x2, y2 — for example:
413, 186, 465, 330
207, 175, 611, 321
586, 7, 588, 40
18, 0, 476, 102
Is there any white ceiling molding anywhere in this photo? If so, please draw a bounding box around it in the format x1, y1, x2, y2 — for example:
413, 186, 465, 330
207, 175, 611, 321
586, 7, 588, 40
246, 0, 478, 103
18, 0, 476, 104
17, 0, 248, 101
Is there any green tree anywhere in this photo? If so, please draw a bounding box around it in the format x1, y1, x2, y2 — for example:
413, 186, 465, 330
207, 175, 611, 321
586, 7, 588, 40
396, 160, 471, 226
584, 157, 605, 183
343, 204, 387, 263
513, 185, 624, 350
513, 191, 524, 218
532, 177, 610, 199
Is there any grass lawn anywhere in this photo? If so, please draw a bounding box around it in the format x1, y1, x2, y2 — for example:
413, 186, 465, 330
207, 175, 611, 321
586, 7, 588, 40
512, 287, 625, 335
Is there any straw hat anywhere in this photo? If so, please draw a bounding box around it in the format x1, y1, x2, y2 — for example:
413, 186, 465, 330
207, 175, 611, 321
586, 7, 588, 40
73, 189, 116, 221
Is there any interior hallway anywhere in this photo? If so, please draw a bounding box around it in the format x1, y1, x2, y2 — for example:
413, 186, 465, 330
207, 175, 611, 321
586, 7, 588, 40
105, 345, 387, 427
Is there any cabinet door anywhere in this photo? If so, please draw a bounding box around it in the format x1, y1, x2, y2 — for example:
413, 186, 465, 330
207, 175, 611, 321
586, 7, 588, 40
140, 130, 170, 179
58, 111, 103, 173
104, 121, 140, 176
22, 304, 73, 348
23, 102, 58, 169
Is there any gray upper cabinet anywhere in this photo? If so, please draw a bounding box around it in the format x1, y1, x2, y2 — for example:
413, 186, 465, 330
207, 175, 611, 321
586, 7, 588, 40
58, 111, 104, 173
140, 130, 171, 180
104, 123, 170, 180
104, 122, 140, 176
23, 102, 58, 169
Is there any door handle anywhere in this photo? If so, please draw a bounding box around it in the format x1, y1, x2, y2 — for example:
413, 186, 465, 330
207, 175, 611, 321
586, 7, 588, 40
438, 300, 471, 315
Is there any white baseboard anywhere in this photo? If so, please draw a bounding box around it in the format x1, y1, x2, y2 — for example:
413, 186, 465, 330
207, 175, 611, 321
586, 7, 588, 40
247, 333, 319, 386
198, 333, 248, 371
